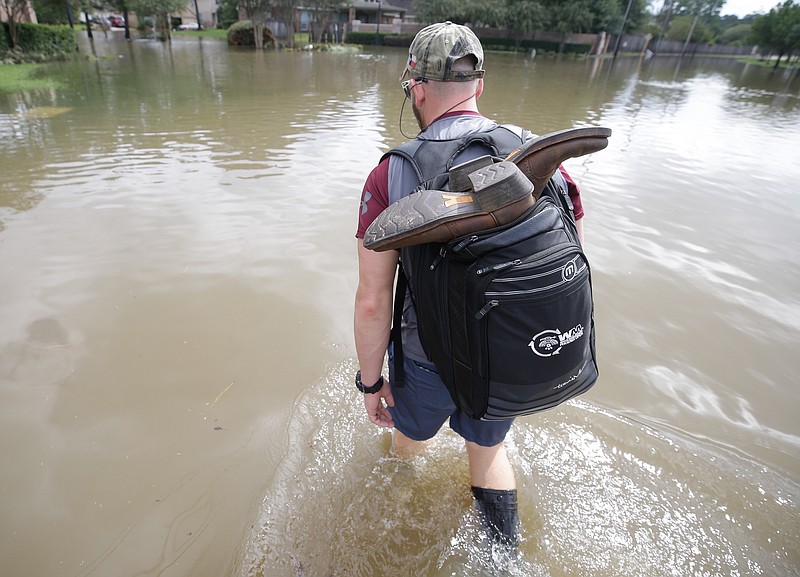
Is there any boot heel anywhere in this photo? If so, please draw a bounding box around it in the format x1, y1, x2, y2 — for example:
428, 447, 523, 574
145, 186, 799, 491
469, 161, 534, 210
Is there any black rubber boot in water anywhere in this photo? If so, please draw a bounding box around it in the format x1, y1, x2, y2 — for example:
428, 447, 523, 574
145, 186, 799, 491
471, 486, 520, 551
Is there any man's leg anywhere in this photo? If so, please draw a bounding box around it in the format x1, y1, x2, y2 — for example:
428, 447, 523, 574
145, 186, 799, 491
465, 441, 515, 490
392, 429, 429, 457
466, 440, 519, 550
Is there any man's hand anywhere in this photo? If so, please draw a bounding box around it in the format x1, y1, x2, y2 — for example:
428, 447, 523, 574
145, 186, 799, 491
364, 381, 395, 428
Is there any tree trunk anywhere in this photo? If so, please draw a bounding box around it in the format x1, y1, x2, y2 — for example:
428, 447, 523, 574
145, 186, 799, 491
123, 8, 130, 40
65, 1, 74, 28
156, 11, 171, 42
193, 0, 202, 30
84, 11, 93, 39
253, 19, 264, 49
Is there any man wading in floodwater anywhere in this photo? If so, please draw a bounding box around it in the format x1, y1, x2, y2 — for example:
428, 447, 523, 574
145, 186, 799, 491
353, 22, 587, 553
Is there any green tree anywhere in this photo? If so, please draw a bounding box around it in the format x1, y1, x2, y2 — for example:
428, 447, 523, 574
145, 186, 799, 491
413, 0, 462, 25
412, 0, 648, 46
655, 0, 728, 42
621, 0, 650, 33
1, 0, 31, 47
668, 0, 724, 17
31, 0, 72, 24
216, 0, 238, 28
305, 0, 350, 44
591, 0, 623, 33
719, 23, 751, 44
666, 13, 712, 41
506, 0, 546, 42
238, 0, 270, 47
462, 0, 506, 27
750, 0, 800, 66
542, 0, 593, 52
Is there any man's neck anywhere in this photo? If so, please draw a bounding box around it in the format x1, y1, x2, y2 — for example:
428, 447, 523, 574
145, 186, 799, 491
426, 94, 480, 128
429, 110, 482, 126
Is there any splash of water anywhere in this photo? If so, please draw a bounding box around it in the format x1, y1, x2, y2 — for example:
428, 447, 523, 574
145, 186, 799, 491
236, 361, 799, 577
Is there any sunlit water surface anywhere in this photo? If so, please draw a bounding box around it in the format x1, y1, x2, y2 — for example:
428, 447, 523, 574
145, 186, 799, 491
0, 36, 798, 577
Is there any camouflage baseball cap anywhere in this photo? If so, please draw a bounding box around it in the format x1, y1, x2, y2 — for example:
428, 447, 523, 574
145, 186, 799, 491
401, 21, 485, 82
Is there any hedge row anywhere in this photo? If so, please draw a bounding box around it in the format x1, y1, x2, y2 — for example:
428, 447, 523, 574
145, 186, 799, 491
1, 23, 76, 56
482, 37, 592, 54
344, 31, 415, 47
344, 30, 591, 55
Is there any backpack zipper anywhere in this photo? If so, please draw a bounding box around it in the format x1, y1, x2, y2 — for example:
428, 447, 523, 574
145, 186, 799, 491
430, 246, 447, 270
475, 300, 499, 319
430, 234, 479, 270
477, 247, 588, 303
476, 243, 579, 277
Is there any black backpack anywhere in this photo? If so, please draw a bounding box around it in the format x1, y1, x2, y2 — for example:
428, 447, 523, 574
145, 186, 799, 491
393, 162, 598, 421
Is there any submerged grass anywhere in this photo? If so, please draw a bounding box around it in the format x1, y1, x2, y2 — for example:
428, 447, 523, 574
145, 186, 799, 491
0, 63, 64, 93
173, 28, 228, 40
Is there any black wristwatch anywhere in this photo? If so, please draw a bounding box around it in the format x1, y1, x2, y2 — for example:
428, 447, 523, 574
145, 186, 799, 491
355, 370, 384, 394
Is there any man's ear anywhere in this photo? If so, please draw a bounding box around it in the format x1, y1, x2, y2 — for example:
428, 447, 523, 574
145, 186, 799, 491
475, 78, 484, 99
414, 82, 427, 106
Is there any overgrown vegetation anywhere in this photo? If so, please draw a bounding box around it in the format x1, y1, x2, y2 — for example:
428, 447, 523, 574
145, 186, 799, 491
226, 20, 276, 47
408, 0, 782, 52
412, 0, 649, 38
0, 62, 64, 91
1, 22, 76, 63
749, 0, 800, 66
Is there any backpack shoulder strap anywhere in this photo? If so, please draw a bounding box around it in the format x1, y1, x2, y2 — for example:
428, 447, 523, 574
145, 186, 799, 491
381, 125, 526, 191
391, 262, 408, 387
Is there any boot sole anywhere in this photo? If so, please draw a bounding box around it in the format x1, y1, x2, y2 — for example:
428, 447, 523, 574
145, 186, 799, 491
363, 161, 532, 251
363, 126, 612, 252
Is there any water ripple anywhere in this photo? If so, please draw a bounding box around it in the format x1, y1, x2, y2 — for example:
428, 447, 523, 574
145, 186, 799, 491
236, 363, 799, 577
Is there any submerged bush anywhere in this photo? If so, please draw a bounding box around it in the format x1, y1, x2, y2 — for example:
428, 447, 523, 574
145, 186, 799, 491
227, 20, 276, 47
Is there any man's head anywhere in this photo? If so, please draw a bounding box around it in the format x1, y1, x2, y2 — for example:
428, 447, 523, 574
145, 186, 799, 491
400, 22, 485, 131
401, 21, 485, 83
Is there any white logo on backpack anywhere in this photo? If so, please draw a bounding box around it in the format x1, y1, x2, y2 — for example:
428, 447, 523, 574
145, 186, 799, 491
529, 324, 585, 357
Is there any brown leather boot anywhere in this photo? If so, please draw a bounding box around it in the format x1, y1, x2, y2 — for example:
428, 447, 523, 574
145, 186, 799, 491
363, 126, 612, 252
504, 126, 612, 194
363, 161, 534, 251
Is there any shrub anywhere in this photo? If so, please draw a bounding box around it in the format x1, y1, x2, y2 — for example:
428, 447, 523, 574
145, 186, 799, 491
227, 20, 276, 46
344, 31, 415, 47
479, 37, 517, 51
15, 24, 76, 56
563, 43, 591, 55
382, 34, 415, 47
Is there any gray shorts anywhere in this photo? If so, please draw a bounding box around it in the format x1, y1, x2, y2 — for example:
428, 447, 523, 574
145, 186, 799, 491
388, 345, 514, 447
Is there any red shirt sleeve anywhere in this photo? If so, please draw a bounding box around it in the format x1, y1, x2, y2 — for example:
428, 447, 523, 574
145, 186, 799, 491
559, 165, 584, 220
356, 157, 391, 239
